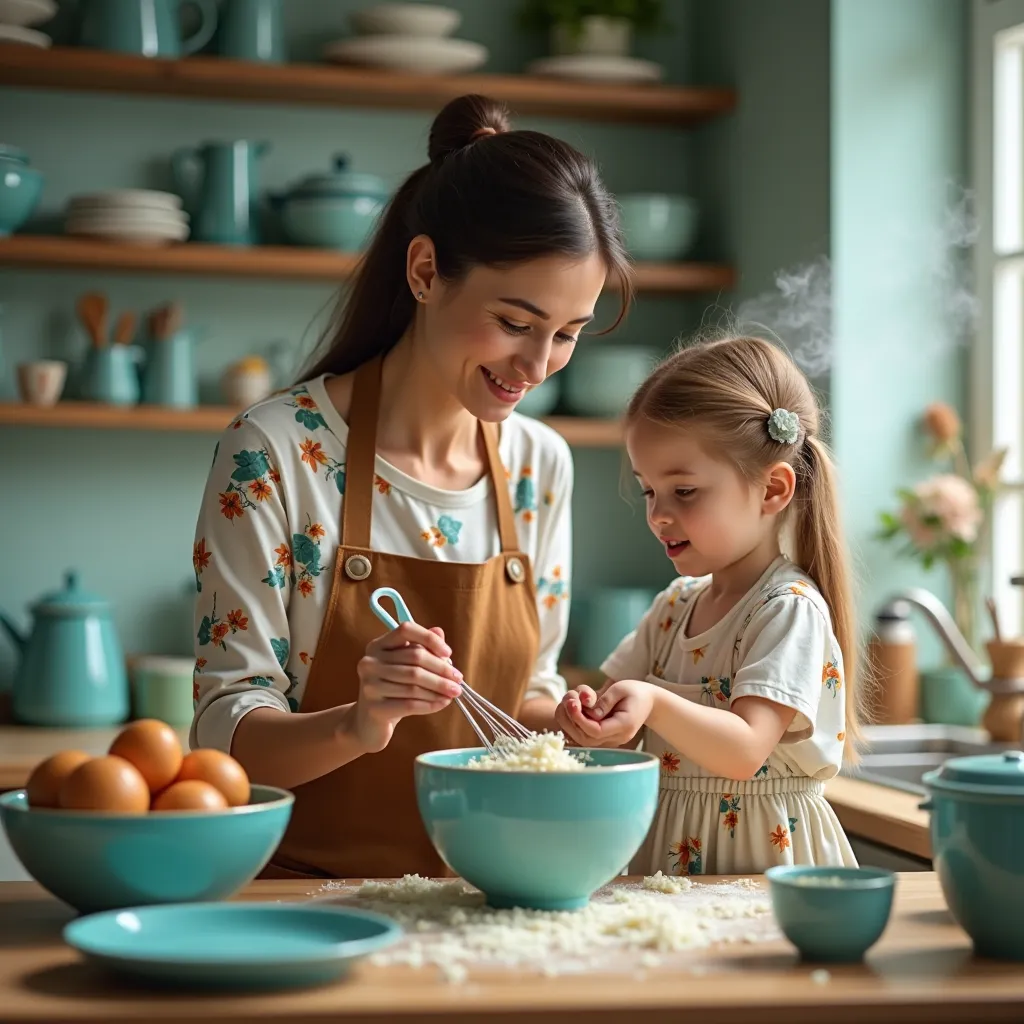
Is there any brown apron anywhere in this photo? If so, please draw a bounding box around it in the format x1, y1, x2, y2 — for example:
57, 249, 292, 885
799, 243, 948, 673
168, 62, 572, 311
264, 354, 541, 879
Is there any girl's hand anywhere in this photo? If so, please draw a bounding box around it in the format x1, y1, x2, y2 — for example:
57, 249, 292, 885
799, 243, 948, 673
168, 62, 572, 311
582, 680, 656, 747
354, 624, 464, 753
554, 685, 601, 746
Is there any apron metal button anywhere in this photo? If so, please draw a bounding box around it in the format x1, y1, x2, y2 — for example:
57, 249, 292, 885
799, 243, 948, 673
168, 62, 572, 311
506, 557, 525, 583
345, 554, 372, 581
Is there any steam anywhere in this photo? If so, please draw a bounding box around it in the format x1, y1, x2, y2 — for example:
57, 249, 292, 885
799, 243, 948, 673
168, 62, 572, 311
729, 186, 978, 378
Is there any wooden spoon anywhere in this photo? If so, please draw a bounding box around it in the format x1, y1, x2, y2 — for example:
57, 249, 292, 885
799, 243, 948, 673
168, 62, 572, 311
76, 292, 108, 349
113, 310, 136, 346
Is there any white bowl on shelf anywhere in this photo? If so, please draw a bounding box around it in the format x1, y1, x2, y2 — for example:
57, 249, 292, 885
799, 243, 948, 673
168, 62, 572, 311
526, 54, 662, 84
65, 211, 190, 247
323, 35, 487, 74
0, 23, 51, 47
350, 3, 461, 38
0, 0, 57, 27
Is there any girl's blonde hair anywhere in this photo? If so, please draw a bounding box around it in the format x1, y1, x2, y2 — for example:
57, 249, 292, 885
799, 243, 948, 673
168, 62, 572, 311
626, 335, 863, 758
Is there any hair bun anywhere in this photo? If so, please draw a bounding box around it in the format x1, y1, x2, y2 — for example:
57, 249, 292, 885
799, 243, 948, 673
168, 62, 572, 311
428, 94, 512, 163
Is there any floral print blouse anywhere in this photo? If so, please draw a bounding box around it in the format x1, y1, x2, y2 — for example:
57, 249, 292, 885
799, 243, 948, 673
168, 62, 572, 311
189, 375, 573, 753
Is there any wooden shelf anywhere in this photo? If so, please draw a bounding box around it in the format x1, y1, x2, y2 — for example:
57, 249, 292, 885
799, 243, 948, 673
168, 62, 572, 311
0, 402, 625, 446
0, 236, 737, 293
0, 44, 736, 126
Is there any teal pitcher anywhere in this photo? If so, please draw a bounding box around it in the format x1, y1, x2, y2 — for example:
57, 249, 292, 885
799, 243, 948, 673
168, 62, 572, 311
172, 140, 270, 246
81, 345, 143, 405
77, 0, 218, 58
0, 572, 130, 727
217, 0, 285, 63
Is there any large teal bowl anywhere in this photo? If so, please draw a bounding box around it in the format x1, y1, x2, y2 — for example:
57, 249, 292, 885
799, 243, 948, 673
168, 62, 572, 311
765, 865, 896, 962
921, 766, 1024, 959
617, 193, 698, 262
0, 785, 293, 914
415, 747, 659, 910
0, 163, 43, 237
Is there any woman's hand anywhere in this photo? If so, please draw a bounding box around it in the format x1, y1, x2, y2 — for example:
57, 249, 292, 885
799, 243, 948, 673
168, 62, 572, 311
353, 623, 464, 753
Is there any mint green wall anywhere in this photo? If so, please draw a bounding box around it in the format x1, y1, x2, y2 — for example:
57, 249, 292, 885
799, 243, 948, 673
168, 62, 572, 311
0, 0, 704, 683
830, 0, 968, 655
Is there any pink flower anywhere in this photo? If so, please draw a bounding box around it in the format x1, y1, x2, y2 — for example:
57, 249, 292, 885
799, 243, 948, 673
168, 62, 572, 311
901, 474, 982, 548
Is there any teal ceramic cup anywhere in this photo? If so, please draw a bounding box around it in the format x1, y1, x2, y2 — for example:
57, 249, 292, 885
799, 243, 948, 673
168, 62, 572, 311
0, 162, 43, 237
0, 785, 293, 914
77, 0, 218, 57
131, 655, 195, 726
617, 193, 699, 261
415, 747, 659, 910
573, 587, 659, 668
765, 865, 896, 962
217, 0, 285, 62
920, 750, 1024, 960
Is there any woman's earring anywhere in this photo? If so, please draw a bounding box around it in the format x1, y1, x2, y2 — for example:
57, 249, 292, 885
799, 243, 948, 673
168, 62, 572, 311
416, 291, 425, 301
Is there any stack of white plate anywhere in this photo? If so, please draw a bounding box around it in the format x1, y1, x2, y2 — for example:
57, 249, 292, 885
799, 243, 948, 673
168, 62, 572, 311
324, 3, 487, 75
0, 0, 56, 48
64, 190, 190, 247
526, 54, 663, 84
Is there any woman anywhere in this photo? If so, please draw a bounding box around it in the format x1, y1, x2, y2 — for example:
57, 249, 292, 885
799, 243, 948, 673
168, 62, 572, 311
190, 93, 632, 879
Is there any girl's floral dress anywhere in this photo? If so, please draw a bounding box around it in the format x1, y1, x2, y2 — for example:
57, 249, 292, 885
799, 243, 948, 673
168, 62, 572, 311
190, 375, 573, 753
602, 555, 857, 876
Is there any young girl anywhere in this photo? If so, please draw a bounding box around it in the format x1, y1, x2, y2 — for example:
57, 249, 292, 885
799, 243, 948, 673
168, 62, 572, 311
555, 335, 861, 875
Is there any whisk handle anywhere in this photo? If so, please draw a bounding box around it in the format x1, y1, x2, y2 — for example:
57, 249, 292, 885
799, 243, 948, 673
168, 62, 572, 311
369, 587, 415, 631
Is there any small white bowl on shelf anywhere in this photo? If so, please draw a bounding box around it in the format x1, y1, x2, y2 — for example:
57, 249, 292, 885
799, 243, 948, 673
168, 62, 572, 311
0, 0, 56, 28
0, 23, 51, 47
349, 3, 461, 38
323, 34, 487, 74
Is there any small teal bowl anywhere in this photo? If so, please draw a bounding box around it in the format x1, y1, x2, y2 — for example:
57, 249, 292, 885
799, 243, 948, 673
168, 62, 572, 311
415, 747, 660, 911
617, 193, 698, 262
271, 193, 386, 251
0, 163, 43, 237
0, 784, 293, 915
765, 865, 896, 962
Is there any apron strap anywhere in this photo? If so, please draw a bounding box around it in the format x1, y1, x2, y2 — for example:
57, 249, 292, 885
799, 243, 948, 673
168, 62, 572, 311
340, 355, 383, 549
480, 421, 520, 555
340, 352, 521, 555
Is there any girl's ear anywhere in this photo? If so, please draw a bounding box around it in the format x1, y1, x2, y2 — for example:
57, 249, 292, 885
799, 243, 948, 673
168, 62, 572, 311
762, 461, 796, 515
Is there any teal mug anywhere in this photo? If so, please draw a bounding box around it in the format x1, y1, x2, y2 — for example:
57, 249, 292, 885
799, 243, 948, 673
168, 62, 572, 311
82, 346, 143, 406
217, 0, 285, 63
142, 328, 197, 408
77, 0, 218, 58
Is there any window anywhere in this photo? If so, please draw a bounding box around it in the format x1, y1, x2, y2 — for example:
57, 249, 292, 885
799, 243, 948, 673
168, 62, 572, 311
975, 1, 1024, 632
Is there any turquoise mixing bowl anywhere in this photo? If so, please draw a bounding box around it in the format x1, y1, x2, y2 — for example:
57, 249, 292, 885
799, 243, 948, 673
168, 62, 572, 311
0, 162, 43, 237
765, 865, 895, 962
0, 784, 293, 914
415, 747, 659, 910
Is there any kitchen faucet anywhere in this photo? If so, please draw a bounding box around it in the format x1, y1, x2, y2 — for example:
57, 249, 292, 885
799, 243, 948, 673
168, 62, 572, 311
878, 588, 1024, 742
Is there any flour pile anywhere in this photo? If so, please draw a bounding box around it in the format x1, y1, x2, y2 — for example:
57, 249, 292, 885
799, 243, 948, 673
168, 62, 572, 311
313, 874, 778, 983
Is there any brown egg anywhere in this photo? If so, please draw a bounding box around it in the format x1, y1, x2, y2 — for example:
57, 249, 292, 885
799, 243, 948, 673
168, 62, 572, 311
26, 750, 92, 808
59, 755, 150, 813
176, 749, 250, 806
152, 779, 229, 812
109, 719, 183, 794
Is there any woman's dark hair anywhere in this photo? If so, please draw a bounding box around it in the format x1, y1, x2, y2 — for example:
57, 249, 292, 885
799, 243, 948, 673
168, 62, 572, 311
302, 93, 633, 379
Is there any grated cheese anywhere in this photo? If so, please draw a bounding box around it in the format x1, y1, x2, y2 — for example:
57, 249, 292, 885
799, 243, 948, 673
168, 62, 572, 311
313, 874, 776, 983
464, 731, 588, 772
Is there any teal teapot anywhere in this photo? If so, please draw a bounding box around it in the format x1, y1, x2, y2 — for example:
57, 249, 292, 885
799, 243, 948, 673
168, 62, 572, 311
0, 572, 130, 727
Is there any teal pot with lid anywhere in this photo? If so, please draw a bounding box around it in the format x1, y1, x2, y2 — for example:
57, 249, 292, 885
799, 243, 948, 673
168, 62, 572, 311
269, 155, 389, 251
920, 749, 1024, 959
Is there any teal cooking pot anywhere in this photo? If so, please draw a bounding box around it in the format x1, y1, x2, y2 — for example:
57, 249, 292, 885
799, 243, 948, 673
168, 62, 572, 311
0, 571, 129, 727
920, 749, 1024, 959
269, 155, 388, 252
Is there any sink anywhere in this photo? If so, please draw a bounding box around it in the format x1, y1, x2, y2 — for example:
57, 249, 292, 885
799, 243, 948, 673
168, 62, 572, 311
840, 723, 1015, 795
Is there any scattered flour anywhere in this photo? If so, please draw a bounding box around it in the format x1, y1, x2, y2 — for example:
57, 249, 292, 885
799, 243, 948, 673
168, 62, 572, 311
464, 731, 588, 772
312, 874, 777, 984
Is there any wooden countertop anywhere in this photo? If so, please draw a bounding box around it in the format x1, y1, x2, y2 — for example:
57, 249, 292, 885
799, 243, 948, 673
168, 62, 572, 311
0, 875, 1021, 1023
0, 724, 933, 859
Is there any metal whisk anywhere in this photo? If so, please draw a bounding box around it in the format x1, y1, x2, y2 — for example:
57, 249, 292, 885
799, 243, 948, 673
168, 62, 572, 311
370, 587, 532, 752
